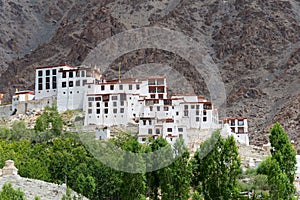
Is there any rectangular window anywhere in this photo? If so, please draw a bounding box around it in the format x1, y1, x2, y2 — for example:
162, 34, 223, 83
96, 102, 101, 107
81, 71, 85, 77
196, 110, 200, 115
69, 81, 73, 87
88, 97, 94, 101
203, 110, 207, 116
46, 70, 50, 76
157, 106, 160, 111
105, 102, 108, 107
149, 120, 152, 125
191, 105, 195, 109
76, 80, 80, 86
113, 102, 117, 107
113, 109, 117, 114
52, 69, 56, 75
129, 84, 132, 90
120, 101, 124, 106
82, 80, 87, 86
164, 107, 169, 111
88, 109, 92, 114
38, 70, 43, 76
156, 129, 160, 134
38, 84, 43, 90
184, 111, 188, 117
184, 105, 188, 110
95, 97, 101, 101
178, 128, 183, 132
196, 117, 200, 122
167, 128, 172, 132
158, 94, 163, 99
101, 85, 105, 90
97, 109, 100, 114
196, 105, 200, 109
120, 108, 124, 113
88, 102, 92, 107
110, 85, 114, 90
62, 82, 67, 88
150, 106, 153, 111
69, 71, 73, 78
52, 76, 57, 89
119, 84, 123, 90
104, 109, 108, 114
203, 117, 207, 122
136, 84, 140, 90
112, 96, 118, 100
46, 83, 50, 90
148, 129, 153, 134
143, 120, 146, 125
62, 72, 67, 78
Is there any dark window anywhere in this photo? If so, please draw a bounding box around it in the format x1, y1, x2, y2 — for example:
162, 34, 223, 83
62, 82, 67, 88
150, 94, 155, 98
203, 117, 207, 122
104, 109, 108, 114
53, 77, 57, 89
105, 102, 108, 107
167, 128, 172, 132
148, 129, 152, 134
129, 84, 132, 90
46, 83, 50, 90
157, 106, 160, 111
143, 120, 146, 125
62, 72, 66, 78
191, 105, 195, 109
112, 96, 118, 100
97, 109, 100, 114
119, 84, 123, 90
88, 97, 94, 101
88, 109, 92, 114
184, 111, 188, 116
156, 129, 160, 134
203, 110, 207, 115
81, 71, 85, 77
38, 84, 43, 90
110, 85, 114, 90
113, 109, 117, 114
196, 117, 200, 122
120, 108, 124, 113
164, 107, 169, 111
88, 102, 92, 107
136, 84, 140, 90
101, 85, 105, 90
96, 102, 101, 107
178, 128, 183, 132
38, 70, 43, 76
76, 80, 80, 86
82, 80, 87, 86
95, 97, 101, 101
120, 101, 124, 106
46, 70, 50, 76
150, 106, 153, 111
69, 81, 73, 87
113, 102, 117, 107
184, 105, 188, 110
158, 94, 163, 99
52, 69, 56, 75
69, 71, 73, 78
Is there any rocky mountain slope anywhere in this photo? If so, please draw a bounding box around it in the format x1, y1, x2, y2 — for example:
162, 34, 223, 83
0, 0, 299, 149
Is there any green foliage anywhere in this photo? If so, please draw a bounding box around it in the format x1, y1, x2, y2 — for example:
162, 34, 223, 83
0, 125, 10, 140
0, 182, 26, 200
268, 122, 296, 199
253, 174, 268, 191
192, 130, 241, 200
34, 105, 63, 136
34, 196, 41, 200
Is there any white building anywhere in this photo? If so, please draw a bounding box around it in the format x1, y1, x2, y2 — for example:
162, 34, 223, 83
223, 118, 249, 145
12, 90, 35, 112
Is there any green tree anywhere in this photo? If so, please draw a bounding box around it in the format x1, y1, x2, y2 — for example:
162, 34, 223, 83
34, 105, 63, 136
0, 125, 10, 140
192, 130, 241, 200
269, 122, 296, 199
0, 182, 26, 200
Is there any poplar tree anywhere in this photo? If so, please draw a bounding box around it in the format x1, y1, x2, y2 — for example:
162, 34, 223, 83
192, 130, 241, 200
269, 122, 296, 199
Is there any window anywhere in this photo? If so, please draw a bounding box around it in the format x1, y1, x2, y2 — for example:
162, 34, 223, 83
191, 105, 195, 109
196, 117, 200, 122
167, 128, 172, 132
176, 111, 179, 116
112, 96, 118, 100
203, 117, 207, 122
184, 105, 188, 110
164, 107, 169, 111
101, 85, 105, 90
149, 120, 152, 125
119, 84, 123, 90
158, 94, 163, 99
184, 111, 188, 117
178, 128, 183, 132
88, 97, 94, 101
62, 82, 67, 88
105, 102, 108, 107
150, 106, 153, 111
76, 80, 80, 86
96, 102, 101, 107
129, 84, 132, 90
88, 109, 92, 114
110, 85, 114, 90
62, 72, 66, 78
81, 71, 85, 77
196, 110, 200, 115
157, 106, 160, 111
143, 120, 146, 125
156, 129, 160, 134
46, 70, 50, 76
96, 109, 100, 114
238, 120, 244, 126
76, 71, 80, 77
104, 109, 108, 114
196, 105, 200, 109
53, 76, 57, 89
120, 101, 124, 106
113, 109, 117, 114
148, 129, 153, 134
113, 102, 117, 107
88, 102, 92, 107
120, 108, 124, 113
95, 97, 101, 101
136, 84, 140, 90
38, 70, 43, 76
45, 77, 50, 89
69, 81, 73, 87
82, 80, 87, 86
69, 71, 73, 78
203, 110, 207, 116
52, 69, 56, 75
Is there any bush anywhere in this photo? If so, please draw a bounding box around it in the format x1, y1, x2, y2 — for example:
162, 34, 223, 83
0, 182, 26, 200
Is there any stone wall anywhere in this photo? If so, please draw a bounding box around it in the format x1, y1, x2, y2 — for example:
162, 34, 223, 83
0, 104, 12, 117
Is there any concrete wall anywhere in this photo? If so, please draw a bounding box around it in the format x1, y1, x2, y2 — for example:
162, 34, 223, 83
0, 105, 12, 117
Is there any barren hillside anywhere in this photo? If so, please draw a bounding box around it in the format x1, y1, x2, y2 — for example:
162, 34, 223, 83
0, 0, 299, 149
